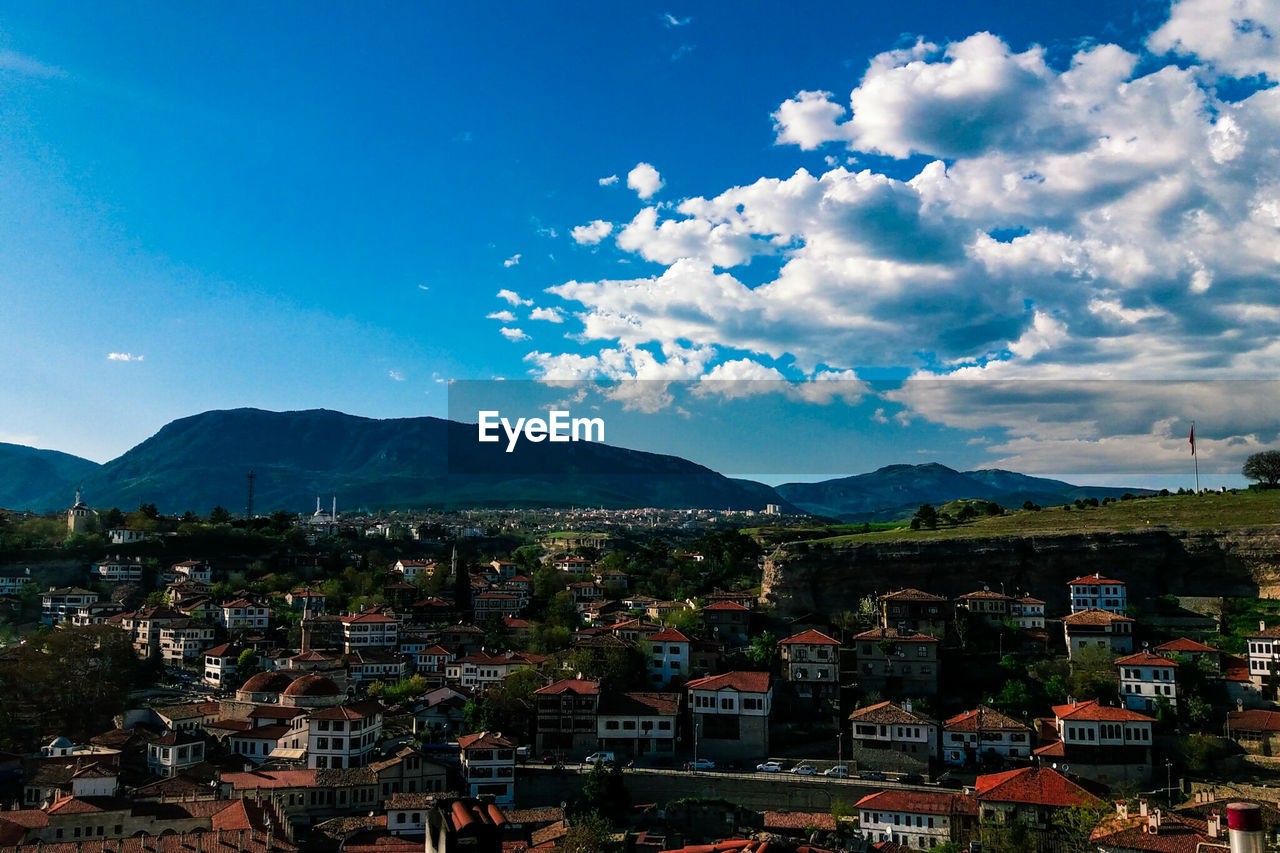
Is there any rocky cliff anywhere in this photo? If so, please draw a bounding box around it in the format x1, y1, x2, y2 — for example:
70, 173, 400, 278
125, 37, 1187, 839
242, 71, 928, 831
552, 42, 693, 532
759, 527, 1280, 616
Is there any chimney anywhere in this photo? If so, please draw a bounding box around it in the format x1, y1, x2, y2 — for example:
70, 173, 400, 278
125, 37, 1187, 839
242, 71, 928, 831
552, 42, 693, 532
1139, 798, 1149, 817
1147, 809, 1161, 834
1260, 620, 1267, 633
1208, 810, 1222, 838
1115, 801, 1128, 819
903, 699, 912, 714
1228, 802, 1264, 853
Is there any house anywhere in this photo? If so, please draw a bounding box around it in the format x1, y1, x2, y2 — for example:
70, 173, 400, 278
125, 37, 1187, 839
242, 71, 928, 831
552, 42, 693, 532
686, 671, 772, 761
1068, 573, 1128, 614
411, 645, 455, 681
1090, 799, 1230, 853
778, 628, 840, 700
307, 700, 384, 769
471, 591, 524, 621
346, 648, 409, 686
146, 731, 207, 777
116, 606, 191, 659
488, 560, 519, 580
424, 797, 507, 853
1035, 699, 1156, 785
41, 587, 98, 626
852, 626, 941, 698
1011, 594, 1046, 629
645, 627, 691, 686
1154, 636, 1220, 668
220, 599, 271, 633
567, 582, 604, 610
411, 687, 469, 738
878, 588, 949, 635
408, 596, 457, 625
854, 790, 978, 850
701, 601, 751, 645
68, 602, 125, 627
974, 766, 1104, 829
202, 643, 243, 688
171, 560, 213, 583
1227, 708, 1280, 755
847, 701, 938, 772
534, 679, 600, 756
942, 706, 1033, 767
553, 556, 592, 574
1063, 609, 1135, 658
596, 692, 680, 758
158, 621, 217, 665
1116, 650, 1179, 713
393, 560, 436, 582
955, 589, 1014, 626
107, 528, 149, 546
502, 616, 533, 645
340, 610, 399, 652
286, 588, 327, 613
457, 732, 516, 805
91, 556, 144, 584
445, 650, 545, 691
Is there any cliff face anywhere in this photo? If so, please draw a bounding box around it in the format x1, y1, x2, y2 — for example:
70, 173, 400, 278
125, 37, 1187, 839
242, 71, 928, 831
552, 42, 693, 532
760, 527, 1280, 616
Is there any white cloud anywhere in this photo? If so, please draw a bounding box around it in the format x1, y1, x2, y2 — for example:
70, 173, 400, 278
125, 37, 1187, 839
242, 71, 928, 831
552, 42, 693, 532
500, 327, 530, 342
627, 162, 665, 200
599, 174, 619, 186
388, 369, 405, 381
417, 284, 430, 291
0, 49, 68, 80
496, 289, 532, 307
107, 352, 144, 362
663, 12, 691, 27
530, 307, 565, 323
487, 310, 517, 322
571, 220, 614, 245
1148, 0, 1280, 81
503, 254, 521, 268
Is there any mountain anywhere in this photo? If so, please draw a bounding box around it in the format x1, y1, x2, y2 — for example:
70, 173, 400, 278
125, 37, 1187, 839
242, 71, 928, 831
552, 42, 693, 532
0, 443, 101, 510
776, 463, 1151, 521
27, 408, 798, 515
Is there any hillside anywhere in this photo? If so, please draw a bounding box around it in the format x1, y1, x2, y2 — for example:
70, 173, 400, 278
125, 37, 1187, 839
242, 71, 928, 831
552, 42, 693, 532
775, 462, 1151, 521
0, 443, 100, 511
28, 408, 798, 515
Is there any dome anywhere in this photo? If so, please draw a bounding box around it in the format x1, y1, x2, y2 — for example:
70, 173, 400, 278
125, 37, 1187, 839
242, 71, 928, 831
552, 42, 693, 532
238, 671, 293, 695
282, 674, 341, 698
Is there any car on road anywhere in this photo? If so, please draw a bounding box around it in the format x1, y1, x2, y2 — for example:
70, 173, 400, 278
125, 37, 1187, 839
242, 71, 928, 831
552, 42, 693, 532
823, 765, 850, 778
790, 764, 818, 775
583, 751, 615, 765
687, 758, 716, 771
901, 772, 925, 785
858, 770, 887, 781
756, 761, 784, 773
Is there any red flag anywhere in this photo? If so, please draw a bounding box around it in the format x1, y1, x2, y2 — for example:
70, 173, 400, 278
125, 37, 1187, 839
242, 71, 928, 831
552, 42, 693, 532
1189, 424, 1195, 454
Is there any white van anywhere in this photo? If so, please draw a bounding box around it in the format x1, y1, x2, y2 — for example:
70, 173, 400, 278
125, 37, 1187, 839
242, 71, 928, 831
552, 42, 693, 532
583, 751, 615, 765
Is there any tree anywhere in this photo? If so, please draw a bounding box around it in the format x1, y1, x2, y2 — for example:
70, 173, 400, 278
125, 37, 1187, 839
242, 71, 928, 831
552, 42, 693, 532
560, 812, 619, 853
746, 631, 777, 668
237, 649, 260, 675
208, 506, 232, 524
1243, 450, 1280, 486
911, 504, 938, 530
576, 763, 630, 823
1070, 644, 1118, 700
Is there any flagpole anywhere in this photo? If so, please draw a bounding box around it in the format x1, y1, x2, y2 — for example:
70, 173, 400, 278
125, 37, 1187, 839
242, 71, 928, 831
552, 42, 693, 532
1191, 421, 1200, 494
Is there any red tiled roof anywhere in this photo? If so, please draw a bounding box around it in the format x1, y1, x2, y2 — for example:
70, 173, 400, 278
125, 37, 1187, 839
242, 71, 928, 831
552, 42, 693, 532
342, 612, 397, 624
648, 628, 691, 643
534, 678, 599, 696
1089, 812, 1224, 852
1221, 654, 1251, 682
221, 769, 318, 790
457, 731, 515, 750
778, 629, 839, 646
1115, 650, 1179, 667
879, 588, 947, 602
1052, 699, 1155, 723
848, 700, 934, 726
1, 831, 293, 853
686, 671, 770, 693
702, 601, 750, 612
1063, 608, 1134, 626
853, 790, 978, 816
1229, 709, 1280, 734
974, 766, 1103, 809
1068, 573, 1126, 586
957, 590, 1014, 601
763, 811, 837, 831
945, 706, 1029, 733
852, 627, 939, 643
1155, 637, 1218, 654
309, 701, 383, 721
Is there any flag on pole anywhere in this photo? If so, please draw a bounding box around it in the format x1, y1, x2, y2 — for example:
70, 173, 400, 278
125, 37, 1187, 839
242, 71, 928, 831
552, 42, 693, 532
1189, 423, 1196, 455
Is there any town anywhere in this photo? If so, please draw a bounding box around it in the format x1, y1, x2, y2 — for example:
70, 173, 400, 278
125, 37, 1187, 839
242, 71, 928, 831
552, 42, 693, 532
0, 491, 1278, 853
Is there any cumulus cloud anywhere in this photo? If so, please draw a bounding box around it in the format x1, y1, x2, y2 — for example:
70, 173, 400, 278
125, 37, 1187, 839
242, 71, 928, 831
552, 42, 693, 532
487, 310, 517, 322
107, 352, 143, 362
525, 0, 1280, 468
0, 49, 68, 79
503, 253, 521, 268
599, 174, 619, 186
496, 289, 532, 307
499, 327, 530, 342
571, 220, 614, 245
530, 307, 565, 323
627, 162, 665, 199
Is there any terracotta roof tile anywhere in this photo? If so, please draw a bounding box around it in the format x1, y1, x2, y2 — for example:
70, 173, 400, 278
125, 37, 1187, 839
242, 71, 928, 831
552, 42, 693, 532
853, 790, 978, 816
974, 766, 1103, 809
778, 629, 839, 646
686, 671, 770, 693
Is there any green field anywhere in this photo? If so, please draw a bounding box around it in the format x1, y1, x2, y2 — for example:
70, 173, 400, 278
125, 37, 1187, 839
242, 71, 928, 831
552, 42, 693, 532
791, 489, 1280, 546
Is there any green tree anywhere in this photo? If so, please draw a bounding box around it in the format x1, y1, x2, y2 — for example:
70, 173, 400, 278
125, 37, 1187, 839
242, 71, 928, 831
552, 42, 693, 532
1053, 803, 1110, 851
911, 504, 938, 530
208, 506, 232, 524
1243, 450, 1280, 486
746, 631, 777, 668
237, 649, 260, 675
1070, 644, 1118, 700
560, 812, 619, 853
576, 763, 630, 823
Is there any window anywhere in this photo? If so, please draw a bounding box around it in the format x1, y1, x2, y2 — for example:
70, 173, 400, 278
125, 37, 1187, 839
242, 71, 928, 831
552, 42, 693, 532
917, 645, 928, 658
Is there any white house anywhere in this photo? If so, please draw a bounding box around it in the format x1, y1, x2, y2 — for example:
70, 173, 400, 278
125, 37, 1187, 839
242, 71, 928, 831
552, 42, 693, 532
220, 599, 271, 633
307, 700, 383, 769
1011, 594, 1046, 629
41, 587, 98, 626
146, 731, 206, 777
1068, 573, 1128, 614
341, 611, 400, 652
686, 671, 772, 761
202, 643, 243, 688
1063, 608, 1135, 658
1116, 650, 1179, 713
942, 706, 1032, 766
645, 627, 690, 686
778, 628, 840, 700
855, 789, 977, 849
91, 556, 143, 584
457, 731, 516, 805
171, 560, 213, 583
847, 700, 939, 765
597, 692, 680, 758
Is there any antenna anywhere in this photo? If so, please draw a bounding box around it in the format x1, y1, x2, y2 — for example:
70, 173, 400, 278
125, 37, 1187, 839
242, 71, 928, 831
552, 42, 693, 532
245, 470, 255, 520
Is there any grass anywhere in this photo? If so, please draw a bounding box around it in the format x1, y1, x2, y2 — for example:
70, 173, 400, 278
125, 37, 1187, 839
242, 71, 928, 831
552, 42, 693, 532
793, 489, 1280, 546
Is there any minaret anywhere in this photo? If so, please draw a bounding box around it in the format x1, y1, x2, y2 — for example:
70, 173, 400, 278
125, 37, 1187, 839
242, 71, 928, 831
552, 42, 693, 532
300, 596, 313, 654
67, 487, 92, 535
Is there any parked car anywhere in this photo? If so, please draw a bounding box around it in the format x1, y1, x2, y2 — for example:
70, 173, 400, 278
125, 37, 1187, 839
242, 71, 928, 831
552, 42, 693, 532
687, 758, 716, 771
901, 772, 925, 785
583, 751, 616, 765
756, 761, 784, 773
859, 770, 887, 781
541, 752, 557, 764
515, 745, 531, 763
790, 764, 818, 775
824, 765, 850, 778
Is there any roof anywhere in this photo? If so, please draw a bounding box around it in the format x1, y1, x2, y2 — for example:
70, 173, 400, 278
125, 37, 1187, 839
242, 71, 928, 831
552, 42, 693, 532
202, 643, 240, 657
702, 600, 750, 612
957, 590, 1014, 601
0, 830, 294, 853
535, 678, 600, 696
762, 810, 837, 832
220, 769, 318, 790
151, 731, 204, 747
1052, 699, 1156, 723
230, 725, 291, 741
848, 700, 935, 726
1155, 637, 1219, 654
281, 674, 341, 697
1063, 608, 1135, 626
779, 629, 839, 646
879, 588, 947, 602
686, 671, 770, 694
457, 731, 515, 750
1115, 650, 1179, 668
853, 790, 978, 816
1229, 709, 1280, 733
308, 701, 383, 721
598, 692, 681, 717
852, 627, 939, 643
238, 671, 294, 694
441, 799, 507, 834
1068, 573, 1126, 585
1089, 812, 1226, 853
648, 628, 692, 643
342, 612, 398, 624
974, 766, 1104, 809
945, 706, 1030, 733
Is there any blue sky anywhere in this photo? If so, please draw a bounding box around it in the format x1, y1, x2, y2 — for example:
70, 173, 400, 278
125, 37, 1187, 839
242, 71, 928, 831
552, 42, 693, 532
1, 0, 1277, 488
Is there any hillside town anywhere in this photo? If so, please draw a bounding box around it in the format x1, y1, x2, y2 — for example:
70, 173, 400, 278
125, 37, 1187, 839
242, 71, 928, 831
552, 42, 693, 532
1, 494, 1280, 853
